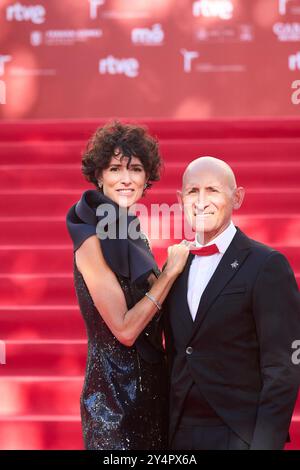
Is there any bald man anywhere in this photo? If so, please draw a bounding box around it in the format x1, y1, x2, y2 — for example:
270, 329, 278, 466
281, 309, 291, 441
164, 157, 300, 450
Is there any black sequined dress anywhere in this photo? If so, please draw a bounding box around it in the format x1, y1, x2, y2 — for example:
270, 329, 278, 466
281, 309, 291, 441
66, 190, 168, 450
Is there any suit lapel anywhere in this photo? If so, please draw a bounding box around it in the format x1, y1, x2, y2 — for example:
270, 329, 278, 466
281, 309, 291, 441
170, 252, 194, 333
189, 229, 251, 338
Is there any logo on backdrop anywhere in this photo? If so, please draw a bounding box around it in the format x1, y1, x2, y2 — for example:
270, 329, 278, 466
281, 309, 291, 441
6, 2, 46, 24
0, 55, 11, 105
279, 0, 300, 15
0, 81, 6, 105
279, 0, 289, 15
89, 0, 105, 19
273, 22, 300, 41
0, 55, 12, 76
30, 31, 43, 46
192, 0, 234, 20
181, 49, 199, 73
131, 24, 164, 45
289, 51, 300, 70
99, 56, 139, 77
195, 25, 253, 42
30, 29, 102, 46
0, 341, 5, 365
291, 80, 300, 104
180, 49, 245, 73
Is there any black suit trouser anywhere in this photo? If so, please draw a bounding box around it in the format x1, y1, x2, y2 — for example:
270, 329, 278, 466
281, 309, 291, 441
171, 422, 249, 450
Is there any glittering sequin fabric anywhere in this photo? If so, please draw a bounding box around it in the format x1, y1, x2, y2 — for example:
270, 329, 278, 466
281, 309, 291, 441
73, 260, 168, 450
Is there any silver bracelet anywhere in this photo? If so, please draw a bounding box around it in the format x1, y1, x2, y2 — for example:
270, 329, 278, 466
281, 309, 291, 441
145, 292, 162, 311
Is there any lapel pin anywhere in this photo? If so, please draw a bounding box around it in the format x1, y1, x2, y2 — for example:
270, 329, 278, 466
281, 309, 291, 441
231, 260, 239, 269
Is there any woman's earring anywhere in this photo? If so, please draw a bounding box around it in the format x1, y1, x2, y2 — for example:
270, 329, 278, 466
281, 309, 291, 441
144, 182, 148, 190
98, 181, 103, 190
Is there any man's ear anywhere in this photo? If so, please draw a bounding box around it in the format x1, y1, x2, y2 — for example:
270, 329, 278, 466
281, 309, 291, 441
177, 190, 183, 210
233, 187, 245, 210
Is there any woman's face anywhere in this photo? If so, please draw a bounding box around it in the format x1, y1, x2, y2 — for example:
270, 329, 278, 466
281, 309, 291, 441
99, 154, 147, 208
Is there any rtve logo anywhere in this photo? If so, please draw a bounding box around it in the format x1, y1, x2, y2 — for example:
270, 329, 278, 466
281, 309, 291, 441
193, 0, 234, 20
6, 2, 46, 24
89, 0, 105, 19
99, 56, 139, 78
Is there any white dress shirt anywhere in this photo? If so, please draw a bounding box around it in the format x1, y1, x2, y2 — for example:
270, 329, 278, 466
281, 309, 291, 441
187, 222, 237, 321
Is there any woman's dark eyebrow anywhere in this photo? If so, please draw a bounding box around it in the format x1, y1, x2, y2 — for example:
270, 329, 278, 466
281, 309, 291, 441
108, 163, 144, 169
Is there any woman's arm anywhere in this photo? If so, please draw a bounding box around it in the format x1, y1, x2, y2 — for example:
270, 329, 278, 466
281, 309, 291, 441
75, 235, 189, 347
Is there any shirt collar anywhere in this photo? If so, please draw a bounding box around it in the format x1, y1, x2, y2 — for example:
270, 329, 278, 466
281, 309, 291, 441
195, 221, 237, 254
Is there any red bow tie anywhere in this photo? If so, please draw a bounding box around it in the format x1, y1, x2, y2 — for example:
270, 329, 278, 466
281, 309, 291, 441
190, 244, 219, 256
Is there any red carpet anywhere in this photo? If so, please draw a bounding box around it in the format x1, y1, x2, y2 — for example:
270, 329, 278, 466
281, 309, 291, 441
0, 119, 299, 449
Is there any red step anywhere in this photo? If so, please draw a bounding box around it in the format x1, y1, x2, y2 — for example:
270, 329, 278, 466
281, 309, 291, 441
1, 190, 300, 217
0, 413, 296, 450
0, 271, 299, 307
0, 275, 77, 305
0, 380, 297, 449
0, 119, 299, 141
0, 419, 83, 450
0, 119, 299, 450
0, 215, 299, 245
1, 244, 299, 275
0, 306, 85, 340
1, 138, 300, 165
0, 377, 83, 416
0, 246, 74, 275
0, 412, 298, 450
1, 161, 300, 190
158, 161, 300, 189
1, 342, 86, 376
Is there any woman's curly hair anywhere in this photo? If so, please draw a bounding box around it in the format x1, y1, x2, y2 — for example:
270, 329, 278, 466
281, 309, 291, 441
82, 121, 162, 191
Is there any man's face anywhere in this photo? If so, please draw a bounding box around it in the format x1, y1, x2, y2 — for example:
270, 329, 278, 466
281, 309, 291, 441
178, 167, 236, 244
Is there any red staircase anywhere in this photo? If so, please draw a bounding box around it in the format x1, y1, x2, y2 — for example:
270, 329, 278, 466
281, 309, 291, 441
0, 119, 299, 449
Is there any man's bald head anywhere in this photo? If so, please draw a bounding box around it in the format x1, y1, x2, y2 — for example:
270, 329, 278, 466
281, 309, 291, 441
178, 156, 245, 244
182, 156, 237, 192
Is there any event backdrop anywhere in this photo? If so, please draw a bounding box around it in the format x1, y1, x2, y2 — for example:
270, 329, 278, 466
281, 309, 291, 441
0, 0, 300, 119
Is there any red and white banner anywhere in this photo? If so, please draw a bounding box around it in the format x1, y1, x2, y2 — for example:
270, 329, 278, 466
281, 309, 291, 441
0, 0, 299, 119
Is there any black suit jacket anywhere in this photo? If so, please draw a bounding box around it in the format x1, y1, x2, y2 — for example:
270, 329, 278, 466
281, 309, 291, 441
164, 228, 300, 449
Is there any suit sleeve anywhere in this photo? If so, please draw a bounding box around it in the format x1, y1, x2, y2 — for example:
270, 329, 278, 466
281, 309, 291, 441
162, 292, 176, 378
250, 251, 300, 450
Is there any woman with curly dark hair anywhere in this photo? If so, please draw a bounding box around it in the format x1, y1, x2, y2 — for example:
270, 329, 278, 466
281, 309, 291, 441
66, 121, 189, 450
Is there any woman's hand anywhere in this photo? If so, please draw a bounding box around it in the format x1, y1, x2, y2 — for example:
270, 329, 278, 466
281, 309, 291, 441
164, 242, 190, 278
76, 236, 190, 347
